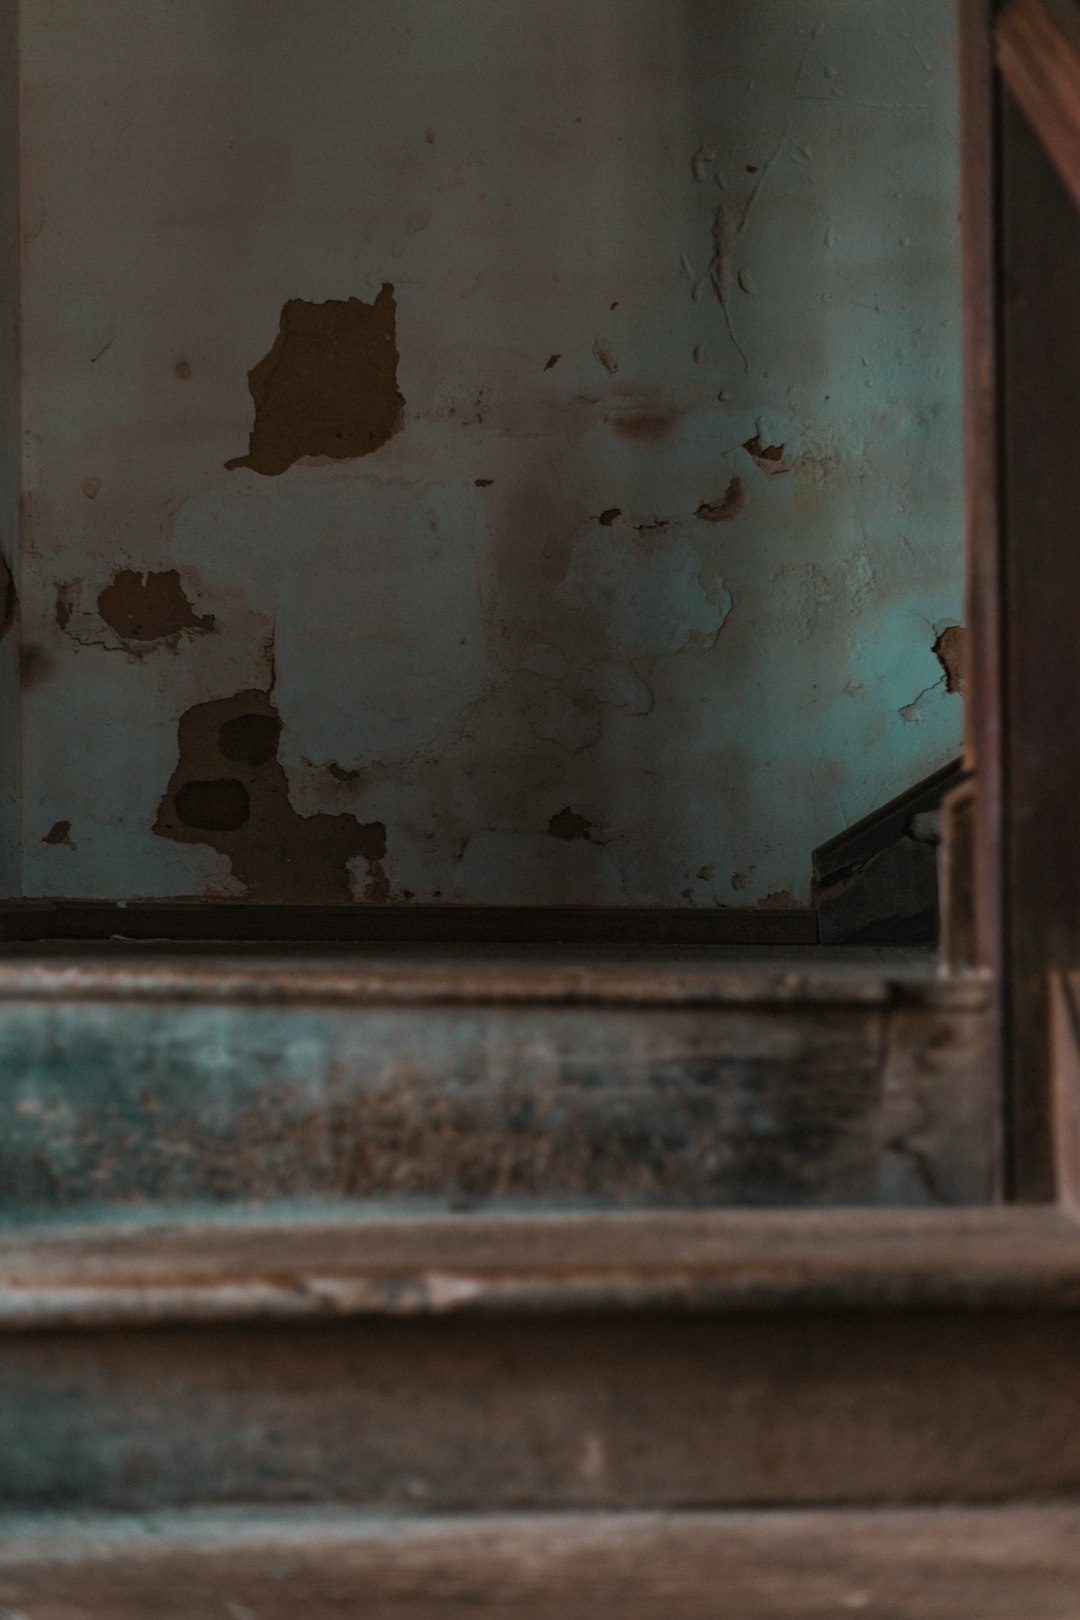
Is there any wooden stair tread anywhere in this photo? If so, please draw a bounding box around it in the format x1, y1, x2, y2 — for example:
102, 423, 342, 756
0, 1206, 1075, 1329
0, 944, 975, 1006
1, 1505, 1079, 1618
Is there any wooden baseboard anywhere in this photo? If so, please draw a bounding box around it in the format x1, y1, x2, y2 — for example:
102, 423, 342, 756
1, 1505, 1079, 1617
0, 901, 818, 947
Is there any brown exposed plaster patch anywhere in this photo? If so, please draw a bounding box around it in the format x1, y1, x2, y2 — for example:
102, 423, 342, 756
225, 286, 405, 476
698, 865, 716, 881
81, 477, 101, 500
544, 354, 561, 371
174, 778, 250, 832
598, 508, 621, 526
97, 569, 215, 648
731, 872, 751, 892
42, 820, 74, 849
696, 476, 747, 524
155, 689, 390, 903
218, 711, 282, 767
0, 553, 16, 641
173, 359, 192, 380
743, 434, 786, 472
933, 624, 969, 695
760, 889, 800, 909
547, 807, 593, 842
610, 410, 678, 444
592, 338, 618, 375
474, 478, 494, 488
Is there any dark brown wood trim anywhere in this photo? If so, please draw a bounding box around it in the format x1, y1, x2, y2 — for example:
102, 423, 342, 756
998, 0, 1080, 211
960, 0, 1007, 1192
0, 901, 818, 948
995, 82, 1080, 1198
0, 1205, 1073, 1330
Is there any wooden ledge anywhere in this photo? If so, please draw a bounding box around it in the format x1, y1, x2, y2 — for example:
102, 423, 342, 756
0, 1205, 1076, 1331
2, 1505, 1080, 1617
0, 952, 986, 1009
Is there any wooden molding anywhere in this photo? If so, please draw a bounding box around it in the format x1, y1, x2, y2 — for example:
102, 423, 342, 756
998, 0, 1080, 211
0, 901, 818, 948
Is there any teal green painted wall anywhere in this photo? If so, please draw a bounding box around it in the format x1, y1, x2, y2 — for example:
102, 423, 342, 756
17, 0, 963, 905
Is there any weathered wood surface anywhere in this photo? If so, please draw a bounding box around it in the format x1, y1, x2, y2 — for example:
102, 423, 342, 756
0, 1206, 1075, 1331
3, 1506, 1080, 1618
5, 1293, 1080, 1510
0, 963, 993, 1212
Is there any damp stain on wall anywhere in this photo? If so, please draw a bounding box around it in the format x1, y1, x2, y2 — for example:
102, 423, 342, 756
225, 286, 405, 476
154, 689, 390, 902
97, 569, 215, 648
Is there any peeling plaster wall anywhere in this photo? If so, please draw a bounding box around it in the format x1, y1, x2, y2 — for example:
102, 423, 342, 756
17, 0, 963, 906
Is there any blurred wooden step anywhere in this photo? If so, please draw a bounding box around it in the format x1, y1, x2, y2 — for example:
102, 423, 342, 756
0, 1207, 1078, 1513
0, 947, 994, 1212
1, 1505, 1080, 1619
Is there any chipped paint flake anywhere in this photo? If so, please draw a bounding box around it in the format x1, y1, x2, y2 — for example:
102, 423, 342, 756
933, 624, 969, 695
696, 477, 747, 523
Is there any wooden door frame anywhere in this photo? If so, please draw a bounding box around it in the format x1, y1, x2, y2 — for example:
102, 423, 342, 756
964, 0, 1080, 1199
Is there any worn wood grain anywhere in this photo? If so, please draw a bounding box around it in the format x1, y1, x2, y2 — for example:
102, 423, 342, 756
2, 1506, 1080, 1617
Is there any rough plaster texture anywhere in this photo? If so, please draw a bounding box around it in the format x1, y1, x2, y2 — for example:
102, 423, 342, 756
15, 0, 963, 905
